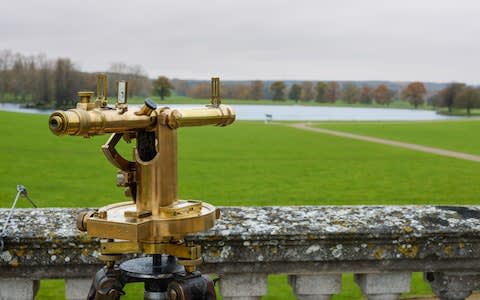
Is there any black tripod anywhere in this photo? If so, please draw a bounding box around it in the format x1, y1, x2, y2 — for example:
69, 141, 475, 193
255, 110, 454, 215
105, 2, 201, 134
87, 254, 216, 300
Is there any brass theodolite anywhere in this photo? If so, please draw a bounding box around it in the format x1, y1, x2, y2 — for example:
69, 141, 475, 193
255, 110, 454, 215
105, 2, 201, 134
48, 74, 235, 300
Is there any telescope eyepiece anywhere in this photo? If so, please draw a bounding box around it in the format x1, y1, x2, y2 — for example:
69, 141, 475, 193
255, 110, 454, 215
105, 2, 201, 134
49, 115, 65, 134
50, 116, 61, 129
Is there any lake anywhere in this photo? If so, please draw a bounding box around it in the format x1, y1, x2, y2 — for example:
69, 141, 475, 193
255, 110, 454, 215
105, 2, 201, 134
0, 103, 458, 121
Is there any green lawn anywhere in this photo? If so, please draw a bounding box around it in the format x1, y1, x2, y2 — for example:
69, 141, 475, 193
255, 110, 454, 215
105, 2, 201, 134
314, 120, 480, 156
2, 111, 479, 299
2, 112, 480, 207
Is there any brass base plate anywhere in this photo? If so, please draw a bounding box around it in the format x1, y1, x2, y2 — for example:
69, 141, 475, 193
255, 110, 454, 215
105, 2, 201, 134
86, 200, 217, 242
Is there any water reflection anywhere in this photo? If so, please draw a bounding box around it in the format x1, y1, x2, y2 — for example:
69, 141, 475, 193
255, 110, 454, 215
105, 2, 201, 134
0, 103, 458, 121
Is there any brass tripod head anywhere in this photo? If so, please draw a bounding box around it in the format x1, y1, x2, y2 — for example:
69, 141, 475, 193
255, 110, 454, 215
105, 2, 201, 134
49, 75, 234, 271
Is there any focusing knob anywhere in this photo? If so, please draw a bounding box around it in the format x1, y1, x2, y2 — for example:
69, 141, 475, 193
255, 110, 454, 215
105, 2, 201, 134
144, 98, 157, 110
135, 98, 158, 116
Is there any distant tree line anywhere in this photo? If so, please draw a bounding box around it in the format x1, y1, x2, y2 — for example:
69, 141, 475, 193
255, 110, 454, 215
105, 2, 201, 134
181, 79, 480, 113
429, 83, 480, 115
0, 50, 151, 108
176, 79, 402, 106
3, 49, 478, 113
179, 80, 266, 100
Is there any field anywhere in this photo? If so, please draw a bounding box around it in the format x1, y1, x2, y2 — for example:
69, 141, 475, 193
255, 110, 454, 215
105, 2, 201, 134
1, 111, 479, 299
314, 120, 480, 156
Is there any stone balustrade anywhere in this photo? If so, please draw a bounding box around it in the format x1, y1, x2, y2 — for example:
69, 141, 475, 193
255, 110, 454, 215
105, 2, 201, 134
1, 206, 480, 300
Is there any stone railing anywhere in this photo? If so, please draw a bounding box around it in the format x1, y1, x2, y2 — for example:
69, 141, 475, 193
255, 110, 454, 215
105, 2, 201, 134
1, 206, 480, 300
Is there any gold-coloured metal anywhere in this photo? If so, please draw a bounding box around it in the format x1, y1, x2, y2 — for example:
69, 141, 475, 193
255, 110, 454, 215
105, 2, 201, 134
135, 102, 156, 116
178, 257, 202, 272
78, 91, 94, 103
102, 133, 136, 172
99, 254, 122, 265
95, 73, 108, 108
49, 76, 234, 268
211, 76, 220, 107
76, 91, 96, 110
77, 210, 95, 232
84, 201, 218, 241
48, 109, 155, 137
48, 104, 235, 136
124, 209, 151, 218
100, 241, 201, 259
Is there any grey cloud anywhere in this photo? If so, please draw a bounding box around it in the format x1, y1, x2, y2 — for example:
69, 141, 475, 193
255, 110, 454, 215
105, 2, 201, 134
1, 0, 479, 83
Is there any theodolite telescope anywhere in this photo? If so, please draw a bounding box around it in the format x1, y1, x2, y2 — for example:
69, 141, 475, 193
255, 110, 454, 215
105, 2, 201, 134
48, 74, 234, 300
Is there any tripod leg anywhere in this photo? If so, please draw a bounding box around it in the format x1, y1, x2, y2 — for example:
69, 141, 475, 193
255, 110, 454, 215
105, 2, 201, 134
168, 275, 217, 300
87, 266, 125, 300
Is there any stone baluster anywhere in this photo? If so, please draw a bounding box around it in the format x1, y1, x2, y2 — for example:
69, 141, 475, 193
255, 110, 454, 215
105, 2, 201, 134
219, 273, 267, 300
288, 274, 341, 300
65, 278, 93, 300
354, 272, 411, 300
0, 279, 39, 300
425, 272, 480, 300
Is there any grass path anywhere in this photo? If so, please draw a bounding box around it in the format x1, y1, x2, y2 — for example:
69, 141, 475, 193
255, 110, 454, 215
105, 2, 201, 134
288, 123, 480, 163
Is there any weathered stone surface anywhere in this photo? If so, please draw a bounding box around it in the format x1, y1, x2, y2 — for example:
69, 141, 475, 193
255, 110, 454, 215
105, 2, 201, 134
288, 274, 341, 299
426, 272, 480, 300
355, 272, 411, 299
65, 278, 93, 300
0, 208, 100, 276
0, 206, 480, 277
0, 279, 40, 300
219, 273, 267, 298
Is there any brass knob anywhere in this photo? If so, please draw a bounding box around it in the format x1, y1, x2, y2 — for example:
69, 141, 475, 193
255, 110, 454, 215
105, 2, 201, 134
78, 91, 94, 103
76, 211, 95, 231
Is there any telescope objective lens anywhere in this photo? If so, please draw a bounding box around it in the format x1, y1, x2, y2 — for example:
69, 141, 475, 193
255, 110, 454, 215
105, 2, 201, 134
49, 115, 64, 133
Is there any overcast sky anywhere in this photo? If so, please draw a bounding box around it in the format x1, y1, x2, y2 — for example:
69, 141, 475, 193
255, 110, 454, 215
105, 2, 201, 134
2, 0, 480, 83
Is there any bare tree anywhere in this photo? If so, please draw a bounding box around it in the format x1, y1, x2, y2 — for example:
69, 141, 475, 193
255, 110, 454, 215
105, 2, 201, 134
439, 83, 466, 112
171, 79, 189, 96
187, 83, 210, 99
342, 82, 359, 104
108, 62, 129, 74
315, 82, 328, 103
358, 85, 373, 104
127, 64, 151, 97
107, 62, 151, 98
326, 81, 339, 103
32, 54, 53, 107
270, 81, 286, 101
0, 50, 14, 99
288, 84, 302, 103
223, 83, 250, 99
454, 86, 480, 115
301, 81, 314, 101
54, 58, 77, 108
250, 80, 264, 100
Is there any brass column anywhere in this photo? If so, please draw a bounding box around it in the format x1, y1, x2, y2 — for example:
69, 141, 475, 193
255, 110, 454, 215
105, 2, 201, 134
136, 125, 178, 214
